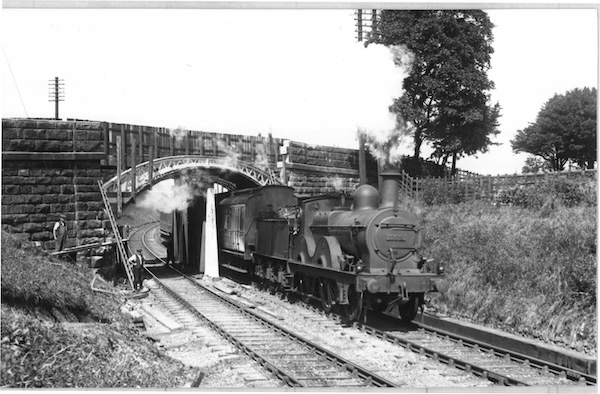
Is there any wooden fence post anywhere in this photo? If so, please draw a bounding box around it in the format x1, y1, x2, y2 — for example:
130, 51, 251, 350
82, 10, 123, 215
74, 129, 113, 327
149, 145, 154, 190
116, 135, 122, 218
131, 136, 136, 203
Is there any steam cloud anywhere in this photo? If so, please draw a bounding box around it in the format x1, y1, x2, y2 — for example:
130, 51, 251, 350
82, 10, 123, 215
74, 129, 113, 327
138, 179, 195, 213
138, 169, 217, 213
170, 126, 188, 141
356, 44, 415, 168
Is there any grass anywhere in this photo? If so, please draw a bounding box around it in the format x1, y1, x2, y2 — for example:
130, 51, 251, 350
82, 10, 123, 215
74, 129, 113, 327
401, 199, 597, 353
0, 230, 197, 388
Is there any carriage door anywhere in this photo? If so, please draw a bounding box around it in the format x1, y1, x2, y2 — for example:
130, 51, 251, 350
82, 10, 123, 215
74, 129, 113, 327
232, 204, 245, 252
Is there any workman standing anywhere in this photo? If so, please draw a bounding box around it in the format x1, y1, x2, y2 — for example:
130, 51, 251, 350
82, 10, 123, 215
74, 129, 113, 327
128, 248, 145, 292
53, 214, 67, 252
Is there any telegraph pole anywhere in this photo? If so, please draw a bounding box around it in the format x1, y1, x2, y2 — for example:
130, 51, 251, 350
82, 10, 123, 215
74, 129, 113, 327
354, 9, 380, 43
48, 77, 64, 120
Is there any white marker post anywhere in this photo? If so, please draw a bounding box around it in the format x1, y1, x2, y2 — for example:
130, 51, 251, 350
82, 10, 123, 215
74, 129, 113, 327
203, 187, 219, 278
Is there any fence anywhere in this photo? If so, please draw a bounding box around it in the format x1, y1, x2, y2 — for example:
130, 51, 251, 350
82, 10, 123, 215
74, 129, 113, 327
399, 168, 597, 202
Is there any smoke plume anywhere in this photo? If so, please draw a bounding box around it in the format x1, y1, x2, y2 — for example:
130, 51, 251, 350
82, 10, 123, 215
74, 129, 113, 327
356, 44, 415, 168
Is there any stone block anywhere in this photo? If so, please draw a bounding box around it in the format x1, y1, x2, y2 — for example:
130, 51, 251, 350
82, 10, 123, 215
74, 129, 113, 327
75, 192, 101, 202
15, 177, 37, 185
2, 128, 22, 139
3, 185, 18, 195
18, 185, 33, 194
51, 203, 74, 214
35, 204, 51, 214
10, 195, 29, 204
81, 211, 101, 220
75, 168, 103, 177
16, 205, 36, 214
55, 121, 75, 129
47, 129, 72, 140
51, 176, 71, 185
75, 129, 102, 141
58, 195, 73, 204
86, 201, 104, 211
60, 185, 75, 194
10, 214, 29, 224
73, 177, 96, 185
22, 129, 47, 139
75, 140, 102, 152
42, 195, 59, 204
30, 185, 47, 194
5, 139, 35, 151
75, 185, 98, 193
35, 140, 62, 152
79, 219, 102, 229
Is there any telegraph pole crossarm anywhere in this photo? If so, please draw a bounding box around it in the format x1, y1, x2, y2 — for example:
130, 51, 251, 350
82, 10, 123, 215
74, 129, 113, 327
48, 76, 65, 120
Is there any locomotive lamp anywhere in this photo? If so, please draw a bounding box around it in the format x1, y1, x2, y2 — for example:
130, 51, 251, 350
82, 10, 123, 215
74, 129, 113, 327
355, 260, 365, 273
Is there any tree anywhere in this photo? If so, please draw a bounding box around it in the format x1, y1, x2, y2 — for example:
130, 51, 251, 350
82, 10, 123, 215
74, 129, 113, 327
369, 10, 500, 175
521, 156, 551, 173
511, 87, 597, 171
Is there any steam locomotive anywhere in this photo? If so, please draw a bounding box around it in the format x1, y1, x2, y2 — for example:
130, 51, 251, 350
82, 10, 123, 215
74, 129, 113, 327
216, 170, 448, 322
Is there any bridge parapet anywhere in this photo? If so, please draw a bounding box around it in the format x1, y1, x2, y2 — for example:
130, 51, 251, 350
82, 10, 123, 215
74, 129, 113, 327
102, 122, 282, 174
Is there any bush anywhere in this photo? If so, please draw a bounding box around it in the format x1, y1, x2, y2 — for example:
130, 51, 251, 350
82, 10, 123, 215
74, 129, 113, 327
493, 177, 596, 209
421, 182, 466, 205
412, 201, 597, 352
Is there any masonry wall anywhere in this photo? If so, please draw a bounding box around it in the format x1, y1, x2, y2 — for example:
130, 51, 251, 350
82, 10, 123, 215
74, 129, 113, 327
284, 140, 377, 196
2, 119, 106, 250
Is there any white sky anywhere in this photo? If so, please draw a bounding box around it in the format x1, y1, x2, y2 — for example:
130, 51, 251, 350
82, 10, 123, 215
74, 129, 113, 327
1, 4, 597, 175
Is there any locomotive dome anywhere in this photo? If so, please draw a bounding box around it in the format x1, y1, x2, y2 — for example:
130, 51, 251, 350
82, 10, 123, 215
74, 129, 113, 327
353, 184, 379, 211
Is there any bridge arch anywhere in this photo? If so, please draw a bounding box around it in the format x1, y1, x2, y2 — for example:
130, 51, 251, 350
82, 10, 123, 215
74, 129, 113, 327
101, 155, 281, 199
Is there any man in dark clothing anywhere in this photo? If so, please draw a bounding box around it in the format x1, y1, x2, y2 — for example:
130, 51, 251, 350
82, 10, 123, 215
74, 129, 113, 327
128, 248, 145, 291
53, 214, 67, 252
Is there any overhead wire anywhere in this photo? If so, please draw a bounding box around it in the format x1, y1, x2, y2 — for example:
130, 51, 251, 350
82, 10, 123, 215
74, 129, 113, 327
2, 46, 29, 117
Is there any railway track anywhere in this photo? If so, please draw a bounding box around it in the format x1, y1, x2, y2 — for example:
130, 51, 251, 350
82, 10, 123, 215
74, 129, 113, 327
130, 223, 595, 389
130, 224, 400, 388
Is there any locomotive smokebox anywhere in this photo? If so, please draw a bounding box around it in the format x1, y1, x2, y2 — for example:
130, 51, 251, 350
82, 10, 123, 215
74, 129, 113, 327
379, 169, 401, 209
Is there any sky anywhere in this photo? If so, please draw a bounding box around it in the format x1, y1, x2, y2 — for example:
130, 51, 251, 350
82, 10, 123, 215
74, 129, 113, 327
1, 3, 598, 176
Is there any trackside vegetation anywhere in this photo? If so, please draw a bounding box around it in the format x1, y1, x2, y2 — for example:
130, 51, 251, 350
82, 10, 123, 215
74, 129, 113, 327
402, 176, 597, 354
0, 231, 197, 388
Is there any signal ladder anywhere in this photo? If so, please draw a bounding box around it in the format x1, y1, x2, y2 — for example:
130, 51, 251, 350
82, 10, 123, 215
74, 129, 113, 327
98, 180, 135, 290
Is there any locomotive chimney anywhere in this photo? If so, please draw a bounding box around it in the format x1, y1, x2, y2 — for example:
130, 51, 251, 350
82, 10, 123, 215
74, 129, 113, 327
379, 169, 401, 209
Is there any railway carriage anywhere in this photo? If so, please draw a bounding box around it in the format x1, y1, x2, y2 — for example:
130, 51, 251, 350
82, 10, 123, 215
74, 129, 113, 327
217, 185, 297, 273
